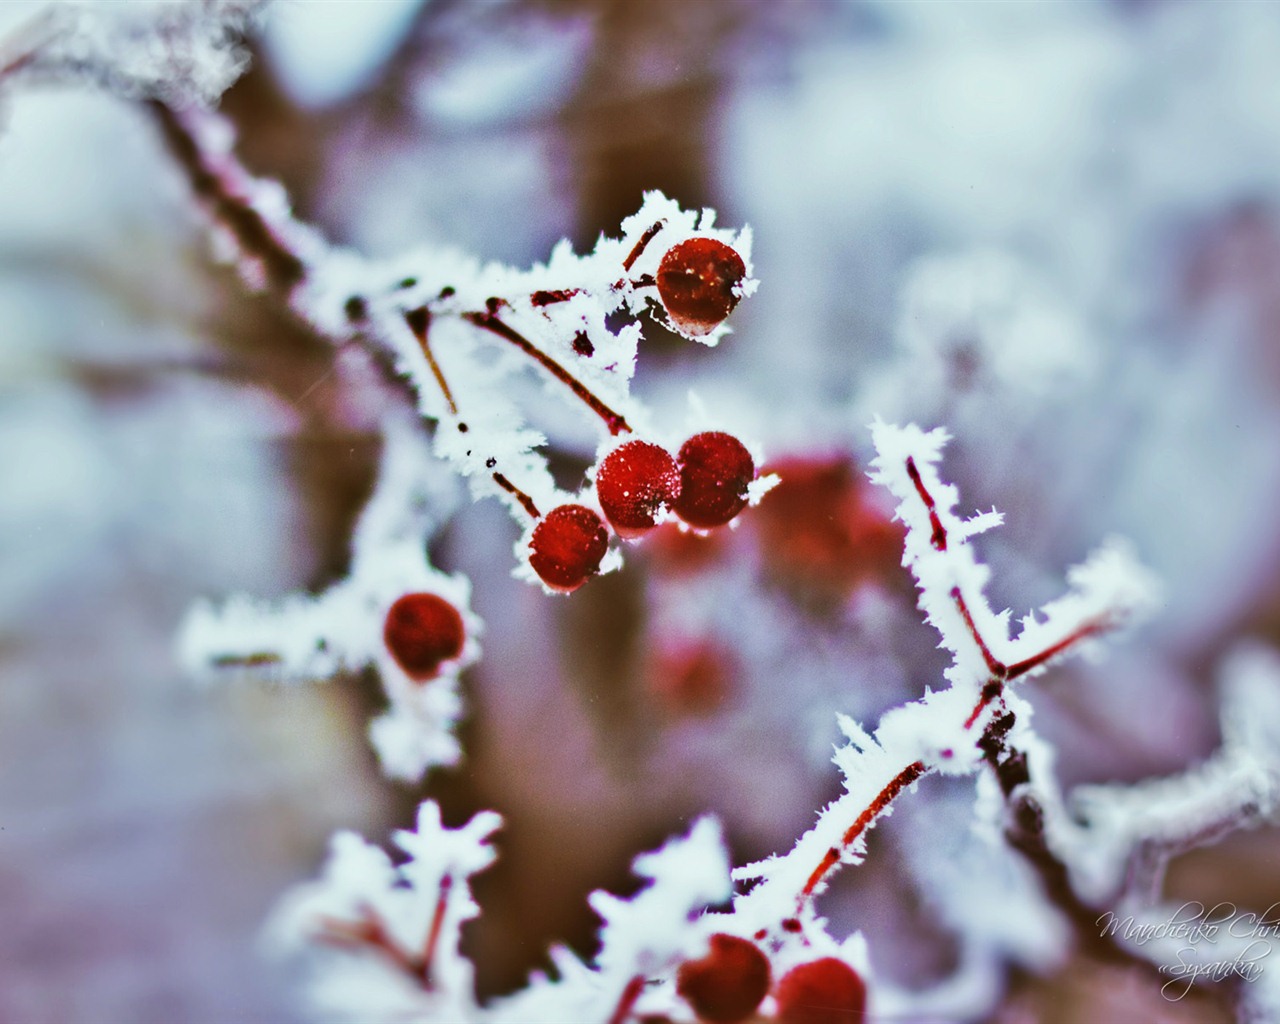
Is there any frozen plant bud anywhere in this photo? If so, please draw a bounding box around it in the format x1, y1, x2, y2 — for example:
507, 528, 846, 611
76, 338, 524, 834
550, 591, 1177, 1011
529, 504, 610, 592
775, 958, 867, 1024
676, 933, 771, 1023
657, 237, 747, 337
597, 440, 682, 538
674, 432, 756, 529
383, 593, 466, 681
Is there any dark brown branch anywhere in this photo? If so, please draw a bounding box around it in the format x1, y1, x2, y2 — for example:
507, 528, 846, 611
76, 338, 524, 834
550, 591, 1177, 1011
976, 714, 1239, 1011
149, 101, 308, 293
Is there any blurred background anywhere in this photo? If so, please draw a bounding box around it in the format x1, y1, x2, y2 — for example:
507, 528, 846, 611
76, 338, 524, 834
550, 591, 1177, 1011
2, 0, 1280, 1020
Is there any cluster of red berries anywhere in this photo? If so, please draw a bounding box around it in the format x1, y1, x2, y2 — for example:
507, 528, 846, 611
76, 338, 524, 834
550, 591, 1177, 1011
676, 933, 867, 1024
527, 431, 757, 593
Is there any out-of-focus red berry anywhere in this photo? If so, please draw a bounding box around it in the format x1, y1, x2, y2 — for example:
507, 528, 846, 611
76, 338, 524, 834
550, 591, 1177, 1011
647, 640, 735, 717
644, 520, 729, 576
596, 440, 681, 538
775, 957, 867, 1024
529, 504, 609, 592
674, 432, 755, 529
656, 237, 747, 337
676, 933, 771, 1023
383, 593, 466, 680
754, 455, 904, 601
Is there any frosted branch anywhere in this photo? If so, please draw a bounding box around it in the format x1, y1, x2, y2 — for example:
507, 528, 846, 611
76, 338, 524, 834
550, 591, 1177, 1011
178, 417, 479, 781
271, 808, 735, 1024
266, 801, 501, 1022
1067, 643, 1280, 906
868, 419, 1161, 726
0, 1, 261, 105
148, 102, 758, 585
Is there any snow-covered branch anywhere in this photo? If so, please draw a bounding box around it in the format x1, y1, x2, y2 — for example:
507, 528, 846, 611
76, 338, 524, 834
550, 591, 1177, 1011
178, 417, 479, 781
0, 1, 261, 105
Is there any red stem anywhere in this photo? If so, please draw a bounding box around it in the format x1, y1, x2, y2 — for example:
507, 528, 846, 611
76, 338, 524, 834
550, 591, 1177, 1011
421, 875, 452, 990
905, 457, 947, 551
951, 585, 1004, 677
492, 471, 541, 520
622, 220, 664, 271
799, 760, 928, 903
405, 307, 458, 416
314, 904, 421, 979
606, 975, 646, 1024
1004, 617, 1111, 680
463, 311, 631, 435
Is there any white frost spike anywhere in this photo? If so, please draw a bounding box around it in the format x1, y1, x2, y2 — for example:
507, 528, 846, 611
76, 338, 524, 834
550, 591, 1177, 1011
1005, 537, 1162, 672
177, 418, 481, 782
266, 802, 500, 1024
867, 419, 1002, 688
594, 816, 732, 976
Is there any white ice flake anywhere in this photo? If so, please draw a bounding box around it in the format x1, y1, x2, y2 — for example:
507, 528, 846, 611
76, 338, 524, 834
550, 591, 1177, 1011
493, 817, 732, 1023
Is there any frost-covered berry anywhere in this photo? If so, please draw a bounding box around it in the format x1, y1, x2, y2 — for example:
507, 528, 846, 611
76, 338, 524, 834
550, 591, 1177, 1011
383, 593, 466, 680
657, 237, 747, 337
674, 432, 755, 529
596, 440, 681, 538
676, 933, 771, 1024
775, 958, 866, 1024
529, 504, 609, 592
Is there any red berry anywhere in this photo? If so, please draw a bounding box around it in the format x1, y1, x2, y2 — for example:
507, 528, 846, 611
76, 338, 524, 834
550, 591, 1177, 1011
656, 237, 747, 337
647, 640, 735, 717
596, 441, 682, 538
676, 933, 771, 1024
383, 593, 466, 681
645, 520, 728, 576
528, 504, 609, 592
775, 958, 867, 1024
674, 432, 755, 529
755, 455, 905, 601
